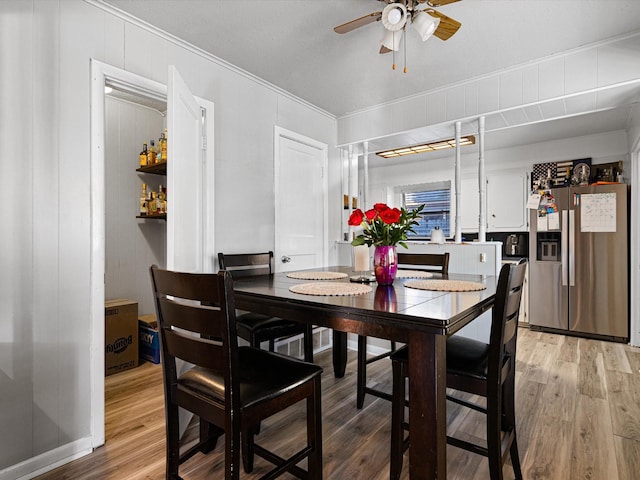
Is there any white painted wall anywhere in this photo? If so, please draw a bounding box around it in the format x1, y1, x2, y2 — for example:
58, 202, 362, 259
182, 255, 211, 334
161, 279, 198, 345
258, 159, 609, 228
0, 1, 337, 478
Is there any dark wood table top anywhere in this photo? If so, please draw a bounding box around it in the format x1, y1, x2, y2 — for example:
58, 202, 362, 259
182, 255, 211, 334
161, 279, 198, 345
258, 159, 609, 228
232, 265, 498, 338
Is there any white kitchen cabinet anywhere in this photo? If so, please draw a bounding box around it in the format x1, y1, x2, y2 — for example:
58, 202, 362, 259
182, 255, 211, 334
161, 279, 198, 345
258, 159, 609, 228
486, 172, 528, 231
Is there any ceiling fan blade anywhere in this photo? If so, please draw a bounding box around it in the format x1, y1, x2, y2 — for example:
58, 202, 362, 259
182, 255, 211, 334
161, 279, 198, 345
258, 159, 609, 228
334, 11, 383, 34
380, 45, 392, 54
425, 9, 462, 41
417, 0, 461, 6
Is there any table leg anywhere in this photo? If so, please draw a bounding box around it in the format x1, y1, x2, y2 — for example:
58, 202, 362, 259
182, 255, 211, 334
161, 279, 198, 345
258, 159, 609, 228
407, 332, 447, 479
332, 330, 347, 378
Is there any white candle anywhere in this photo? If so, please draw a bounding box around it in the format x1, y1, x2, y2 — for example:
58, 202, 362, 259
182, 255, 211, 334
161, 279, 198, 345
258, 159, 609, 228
354, 245, 370, 272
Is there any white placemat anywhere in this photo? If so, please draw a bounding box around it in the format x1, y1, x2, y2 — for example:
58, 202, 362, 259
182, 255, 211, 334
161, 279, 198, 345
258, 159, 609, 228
286, 271, 349, 280
289, 282, 372, 296
396, 269, 434, 279
404, 279, 486, 292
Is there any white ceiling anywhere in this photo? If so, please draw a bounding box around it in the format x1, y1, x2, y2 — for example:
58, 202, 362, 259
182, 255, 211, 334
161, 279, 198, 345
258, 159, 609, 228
102, 0, 640, 151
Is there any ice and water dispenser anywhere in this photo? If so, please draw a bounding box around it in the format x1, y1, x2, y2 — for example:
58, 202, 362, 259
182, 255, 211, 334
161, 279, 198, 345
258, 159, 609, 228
535, 232, 561, 262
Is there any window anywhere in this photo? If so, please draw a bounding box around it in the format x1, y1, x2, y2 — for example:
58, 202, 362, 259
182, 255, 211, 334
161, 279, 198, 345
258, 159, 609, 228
400, 181, 451, 238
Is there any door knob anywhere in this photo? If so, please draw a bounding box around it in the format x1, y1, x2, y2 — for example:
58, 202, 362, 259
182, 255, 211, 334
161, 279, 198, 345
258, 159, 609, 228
281, 256, 291, 263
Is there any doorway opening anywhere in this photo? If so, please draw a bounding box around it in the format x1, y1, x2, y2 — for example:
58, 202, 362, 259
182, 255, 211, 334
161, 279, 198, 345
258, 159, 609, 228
90, 60, 215, 448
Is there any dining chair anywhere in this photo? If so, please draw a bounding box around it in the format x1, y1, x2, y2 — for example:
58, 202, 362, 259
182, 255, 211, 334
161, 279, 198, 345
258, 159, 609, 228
356, 252, 450, 409
149, 265, 323, 480
389, 259, 527, 480
218, 251, 313, 362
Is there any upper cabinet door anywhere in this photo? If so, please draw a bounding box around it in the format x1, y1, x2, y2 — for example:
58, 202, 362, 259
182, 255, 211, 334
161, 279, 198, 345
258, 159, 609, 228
486, 172, 528, 231
167, 66, 204, 272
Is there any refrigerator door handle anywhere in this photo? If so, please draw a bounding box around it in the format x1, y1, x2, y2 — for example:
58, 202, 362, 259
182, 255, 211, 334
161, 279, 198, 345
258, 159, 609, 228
561, 210, 568, 286
569, 209, 575, 287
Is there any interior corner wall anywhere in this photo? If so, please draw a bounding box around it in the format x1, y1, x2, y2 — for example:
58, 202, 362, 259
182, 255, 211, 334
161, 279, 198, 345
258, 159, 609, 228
0, 1, 337, 478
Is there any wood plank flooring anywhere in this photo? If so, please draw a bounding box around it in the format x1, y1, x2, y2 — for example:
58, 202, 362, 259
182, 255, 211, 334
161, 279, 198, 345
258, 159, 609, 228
35, 327, 640, 479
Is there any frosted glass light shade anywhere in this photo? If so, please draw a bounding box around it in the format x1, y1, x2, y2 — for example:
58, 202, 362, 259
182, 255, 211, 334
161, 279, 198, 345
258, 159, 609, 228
412, 11, 440, 41
381, 29, 403, 52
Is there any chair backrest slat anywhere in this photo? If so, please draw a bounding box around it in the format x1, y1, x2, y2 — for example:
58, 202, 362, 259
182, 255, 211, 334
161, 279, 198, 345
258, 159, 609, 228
163, 328, 224, 371
397, 252, 450, 275
159, 297, 224, 338
218, 252, 274, 278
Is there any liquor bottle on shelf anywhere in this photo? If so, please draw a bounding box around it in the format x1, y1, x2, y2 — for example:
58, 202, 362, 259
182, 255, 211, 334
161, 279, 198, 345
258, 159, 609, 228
160, 128, 168, 162
156, 136, 163, 163
148, 192, 158, 215
139, 183, 148, 215
139, 143, 148, 167
158, 185, 166, 214
148, 140, 157, 165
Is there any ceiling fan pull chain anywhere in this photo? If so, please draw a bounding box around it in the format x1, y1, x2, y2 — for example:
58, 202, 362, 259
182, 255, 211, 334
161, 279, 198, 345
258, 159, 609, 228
392, 31, 397, 70
403, 26, 408, 73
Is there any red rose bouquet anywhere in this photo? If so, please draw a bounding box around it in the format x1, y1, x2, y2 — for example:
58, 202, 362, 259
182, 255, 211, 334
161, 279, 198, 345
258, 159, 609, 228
348, 203, 425, 248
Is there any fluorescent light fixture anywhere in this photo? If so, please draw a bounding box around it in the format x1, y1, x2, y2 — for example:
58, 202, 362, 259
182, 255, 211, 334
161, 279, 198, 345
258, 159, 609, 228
412, 11, 440, 41
376, 135, 476, 158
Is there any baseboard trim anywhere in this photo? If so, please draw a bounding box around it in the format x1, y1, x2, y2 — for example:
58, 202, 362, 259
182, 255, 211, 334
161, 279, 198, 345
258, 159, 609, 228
1, 437, 93, 480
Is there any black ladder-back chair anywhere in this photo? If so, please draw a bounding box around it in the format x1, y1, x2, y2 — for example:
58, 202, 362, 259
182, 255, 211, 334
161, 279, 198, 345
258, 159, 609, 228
389, 259, 527, 480
218, 251, 313, 363
356, 252, 450, 409
150, 266, 323, 480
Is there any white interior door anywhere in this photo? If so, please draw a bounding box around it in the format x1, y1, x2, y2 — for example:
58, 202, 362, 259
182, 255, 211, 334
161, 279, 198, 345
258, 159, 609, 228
275, 127, 328, 272
167, 66, 204, 272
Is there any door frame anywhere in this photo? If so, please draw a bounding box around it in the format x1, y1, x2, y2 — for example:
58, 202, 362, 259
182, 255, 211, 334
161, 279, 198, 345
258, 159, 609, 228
274, 126, 329, 270
631, 136, 640, 346
90, 60, 215, 447
90, 60, 170, 448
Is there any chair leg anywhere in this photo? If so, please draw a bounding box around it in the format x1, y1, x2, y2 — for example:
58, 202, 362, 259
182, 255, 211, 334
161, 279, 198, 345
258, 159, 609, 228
390, 358, 406, 480
509, 431, 523, 480
307, 375, 323, 480
199, 419, 223, 454
486, 392, 504, 480
304, 324, 314, 363
241, 426, 256, 473
356, 335, 367, 409
225, 419, 241, 480
503, 365, 522, 479
166, 404, 181, 480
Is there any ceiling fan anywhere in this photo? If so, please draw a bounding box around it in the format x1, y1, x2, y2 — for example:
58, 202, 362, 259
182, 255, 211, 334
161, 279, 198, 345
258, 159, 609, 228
334, 0, 462, 71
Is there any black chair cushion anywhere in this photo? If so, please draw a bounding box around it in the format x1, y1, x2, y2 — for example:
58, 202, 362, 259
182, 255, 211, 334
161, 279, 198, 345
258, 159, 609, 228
446, 336, 490, 381
390, 335, 490, 381
178, 346, 322, 409
236, 312, 307, 340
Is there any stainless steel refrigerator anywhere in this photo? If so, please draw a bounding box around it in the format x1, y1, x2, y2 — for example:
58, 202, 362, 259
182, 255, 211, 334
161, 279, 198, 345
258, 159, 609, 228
529, 183, 628, 340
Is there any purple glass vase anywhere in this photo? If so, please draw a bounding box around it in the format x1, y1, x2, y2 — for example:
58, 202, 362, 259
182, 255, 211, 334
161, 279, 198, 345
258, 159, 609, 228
373, 245, 398, 285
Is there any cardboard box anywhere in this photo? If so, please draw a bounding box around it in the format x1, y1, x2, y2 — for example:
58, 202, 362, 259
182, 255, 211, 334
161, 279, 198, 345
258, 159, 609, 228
105, 299, 139, 376
139, 314, 160, 364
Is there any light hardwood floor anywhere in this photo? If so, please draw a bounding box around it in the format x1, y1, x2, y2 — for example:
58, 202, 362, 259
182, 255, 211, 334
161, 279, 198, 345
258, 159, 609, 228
35, 327, 640, 479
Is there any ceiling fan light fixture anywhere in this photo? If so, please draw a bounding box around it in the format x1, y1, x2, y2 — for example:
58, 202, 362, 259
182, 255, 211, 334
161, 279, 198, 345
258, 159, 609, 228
381, 3, 407, 31
381, 28, 403, 52
412, 10, 441, 41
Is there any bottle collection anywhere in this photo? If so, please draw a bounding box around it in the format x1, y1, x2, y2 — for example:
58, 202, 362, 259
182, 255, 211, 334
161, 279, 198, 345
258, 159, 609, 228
139, 182, 167, 217
137, 128, 168, 218
139, 128, 168, 167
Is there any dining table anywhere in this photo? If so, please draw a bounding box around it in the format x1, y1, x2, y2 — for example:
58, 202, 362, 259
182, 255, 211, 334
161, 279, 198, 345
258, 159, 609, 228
232, 265, 498, 480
